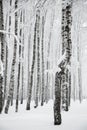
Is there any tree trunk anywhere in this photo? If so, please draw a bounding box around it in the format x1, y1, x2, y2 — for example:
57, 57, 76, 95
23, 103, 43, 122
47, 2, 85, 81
34, 10, 40, 108
16, 47, 21, 112
54, 0, 72, 124
41, 16, 45, 106
26, 11, 37, 110
16, 9, 23, 112
4, 10, 8, 101
4, 46, 8, 100
27, 23, 31, 104
0, 0, 4, 113
61, 0, 72, 111
20, 10, 24, 104
68, 71, 71, 106
21, 33, 24, 104
5, 0, 18, 114
54, 72, 62, 125
45, 11, 54, 103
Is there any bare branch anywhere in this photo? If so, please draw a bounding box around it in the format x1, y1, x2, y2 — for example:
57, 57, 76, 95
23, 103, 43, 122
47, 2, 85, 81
0, 30, 23, 46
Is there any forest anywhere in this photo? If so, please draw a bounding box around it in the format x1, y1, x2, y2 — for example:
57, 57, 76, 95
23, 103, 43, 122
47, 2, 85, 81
0, 0, 87, 129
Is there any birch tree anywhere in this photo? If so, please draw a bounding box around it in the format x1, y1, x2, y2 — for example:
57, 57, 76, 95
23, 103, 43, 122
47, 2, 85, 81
54, 0, 72, 125
35, 9, 40, 108
5, 0, 18, 113
45, 10, 55, 103
20, 10, 25, 104
61, 0, 72, 111
41, 16, 45, 106
15, 8, 22, 112
4, 13, 8, 101
54, 71, 62, 125
26, 10, 37, 110
0, 0, 4, 113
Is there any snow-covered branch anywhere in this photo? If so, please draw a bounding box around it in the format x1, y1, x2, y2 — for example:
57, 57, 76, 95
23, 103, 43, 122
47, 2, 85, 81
57, 51, 66, 66
0, 30, 23, 46
9, 0, 30, 15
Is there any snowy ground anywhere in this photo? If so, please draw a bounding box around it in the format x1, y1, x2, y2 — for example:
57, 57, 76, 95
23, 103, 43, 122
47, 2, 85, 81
0, 100, 87, 130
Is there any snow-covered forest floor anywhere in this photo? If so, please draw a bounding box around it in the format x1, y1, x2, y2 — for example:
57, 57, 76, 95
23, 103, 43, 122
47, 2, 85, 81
0, 99, 87, 130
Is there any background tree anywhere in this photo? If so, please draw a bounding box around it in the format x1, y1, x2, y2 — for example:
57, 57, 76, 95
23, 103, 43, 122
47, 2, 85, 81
34, 9, 40, 108
5, 0, 18, 114
0, 0, 4, 113
26, 10, 37, 110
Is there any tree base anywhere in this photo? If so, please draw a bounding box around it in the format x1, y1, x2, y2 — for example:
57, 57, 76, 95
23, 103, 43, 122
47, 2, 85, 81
41, 102, 44, 106
4, 107, 8, 114
54, 121, 61, 125
26, 104, 30, 110
20, 101, 23, 104
34, 105, 38, 108
54, 114, 61, 125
